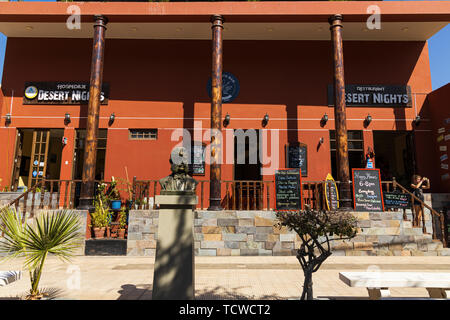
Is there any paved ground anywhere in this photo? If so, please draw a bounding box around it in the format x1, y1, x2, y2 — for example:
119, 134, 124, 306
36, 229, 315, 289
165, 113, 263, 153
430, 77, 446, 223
1, 256, 450, 300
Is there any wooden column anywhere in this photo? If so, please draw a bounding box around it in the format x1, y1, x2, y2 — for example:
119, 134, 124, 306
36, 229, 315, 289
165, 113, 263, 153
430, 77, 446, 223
329, 14, 352, 209
208, 15, 224, 211
78, 15, 108, 210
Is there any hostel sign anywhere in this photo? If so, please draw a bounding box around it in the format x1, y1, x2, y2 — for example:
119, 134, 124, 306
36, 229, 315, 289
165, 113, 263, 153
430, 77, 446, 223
23, 82, 110, 105
327, 84, 412, 107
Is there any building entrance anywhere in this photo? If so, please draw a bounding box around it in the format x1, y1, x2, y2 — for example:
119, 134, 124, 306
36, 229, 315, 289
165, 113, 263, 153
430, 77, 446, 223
373, 131, 415, 187
11, 129, 64, 191
233, 129, 262, 209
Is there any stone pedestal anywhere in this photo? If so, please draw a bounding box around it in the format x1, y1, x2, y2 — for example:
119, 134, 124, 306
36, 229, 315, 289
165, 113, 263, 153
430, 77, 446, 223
152, 193, 197, 300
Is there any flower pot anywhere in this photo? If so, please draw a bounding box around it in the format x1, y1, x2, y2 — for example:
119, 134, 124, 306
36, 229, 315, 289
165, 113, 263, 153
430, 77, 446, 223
118, 229, 126, 239
93, 227, 105, 239
111, 200, 122, 210
106, 227, 111, 238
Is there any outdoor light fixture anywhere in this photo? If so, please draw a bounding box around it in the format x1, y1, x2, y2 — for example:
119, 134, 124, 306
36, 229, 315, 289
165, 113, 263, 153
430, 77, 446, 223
64, 113, 71, 125
5, 113, 11, 125
364, 114, 372, 126
109, 113, 115, 125
262, 113, 269, 127
320, 113, 328, 127
223, 113, 230, 127
319, 137, 324, 145
414, 115, 421, 126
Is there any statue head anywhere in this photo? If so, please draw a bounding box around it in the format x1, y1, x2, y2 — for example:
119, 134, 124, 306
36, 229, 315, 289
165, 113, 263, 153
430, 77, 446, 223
169, 146, 189, 175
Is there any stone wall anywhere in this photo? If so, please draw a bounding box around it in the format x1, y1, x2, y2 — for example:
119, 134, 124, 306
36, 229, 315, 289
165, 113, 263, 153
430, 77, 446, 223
127, 209, 450, 257
0, 209, 87, 256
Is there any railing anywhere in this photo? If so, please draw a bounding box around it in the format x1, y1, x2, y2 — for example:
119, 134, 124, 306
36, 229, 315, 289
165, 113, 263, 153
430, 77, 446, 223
0, 179, 111, 217
132, 178, 274, 210
392, 178, 447, 247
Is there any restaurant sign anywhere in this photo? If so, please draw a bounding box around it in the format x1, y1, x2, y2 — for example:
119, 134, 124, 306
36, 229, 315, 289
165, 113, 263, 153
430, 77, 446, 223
23, 82, 109, 105
327, 84, 412, 107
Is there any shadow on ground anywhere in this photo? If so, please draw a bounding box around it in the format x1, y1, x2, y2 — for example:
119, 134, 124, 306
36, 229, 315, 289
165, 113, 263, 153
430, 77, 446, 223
0, 287, 64, 300
117, 284, 288, 300
117, 284, 152, 300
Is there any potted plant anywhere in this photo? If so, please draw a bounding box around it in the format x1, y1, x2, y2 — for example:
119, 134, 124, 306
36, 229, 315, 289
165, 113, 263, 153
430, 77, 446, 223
91, 186, 110, 239
107, 178, 122, 210
118, 207, 127, 239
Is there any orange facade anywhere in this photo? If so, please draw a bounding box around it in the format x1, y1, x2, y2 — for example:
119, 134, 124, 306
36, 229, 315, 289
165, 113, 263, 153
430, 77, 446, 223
0, 1, 448, 199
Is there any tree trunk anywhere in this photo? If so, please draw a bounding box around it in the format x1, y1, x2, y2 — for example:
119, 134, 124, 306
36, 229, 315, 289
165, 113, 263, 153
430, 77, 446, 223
301, 269, 313, 300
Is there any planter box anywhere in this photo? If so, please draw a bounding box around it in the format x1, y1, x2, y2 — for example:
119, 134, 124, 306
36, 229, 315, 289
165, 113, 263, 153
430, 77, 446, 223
84, 239, 127, 256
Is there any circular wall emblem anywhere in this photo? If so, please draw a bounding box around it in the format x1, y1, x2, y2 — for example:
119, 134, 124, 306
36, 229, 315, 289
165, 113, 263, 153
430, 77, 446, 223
207, 72, 240, 103
24, 86, 38, 100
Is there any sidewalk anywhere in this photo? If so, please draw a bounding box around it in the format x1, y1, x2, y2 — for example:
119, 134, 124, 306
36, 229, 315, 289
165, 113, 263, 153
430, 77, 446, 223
1, 256, 449, 300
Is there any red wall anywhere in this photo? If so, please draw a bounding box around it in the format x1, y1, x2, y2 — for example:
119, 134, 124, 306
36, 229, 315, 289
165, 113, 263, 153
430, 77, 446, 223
0, 37, 434, 195
426, 83, 450, 192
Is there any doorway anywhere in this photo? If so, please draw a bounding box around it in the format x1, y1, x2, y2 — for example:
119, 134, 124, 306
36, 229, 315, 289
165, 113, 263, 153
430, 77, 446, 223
71, 129, 108, 208
373, 131, 415, 187
11, 129, 64, 191
233, 129, 262, 209
330, 130, 365, 180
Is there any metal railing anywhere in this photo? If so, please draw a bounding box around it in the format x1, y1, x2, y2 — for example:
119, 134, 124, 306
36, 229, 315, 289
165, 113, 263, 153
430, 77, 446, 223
391, 178, 447, 247
1, 177, 447, 247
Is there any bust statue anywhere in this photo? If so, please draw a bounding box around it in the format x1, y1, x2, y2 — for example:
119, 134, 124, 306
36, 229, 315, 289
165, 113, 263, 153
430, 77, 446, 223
159, 147, 198, 192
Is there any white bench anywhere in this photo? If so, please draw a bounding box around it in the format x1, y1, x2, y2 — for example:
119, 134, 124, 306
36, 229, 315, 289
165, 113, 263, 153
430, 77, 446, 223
0, 271, 22, 287
339, 272, 450, 299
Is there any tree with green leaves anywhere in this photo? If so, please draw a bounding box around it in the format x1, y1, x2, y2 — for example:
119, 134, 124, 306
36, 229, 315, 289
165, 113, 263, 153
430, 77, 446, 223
0, 208, 84, 299
276, 207, 357, 300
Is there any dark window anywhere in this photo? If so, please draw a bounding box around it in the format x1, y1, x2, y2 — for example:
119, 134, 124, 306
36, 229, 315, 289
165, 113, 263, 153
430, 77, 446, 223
129, 129, 158, 140
330, 130, 365, 179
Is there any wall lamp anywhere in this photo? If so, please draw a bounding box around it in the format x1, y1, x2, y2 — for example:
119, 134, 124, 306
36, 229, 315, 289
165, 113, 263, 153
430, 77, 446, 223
414, 115, 421, 126
364, 114, 372, 127
319, 137, 324, 145
223, 113, 230, 127
320, 113, 328, 127
262, 113, 269, 127
64, 113, 71, 125
109, 113, 115, 125
5, 113, 11, 125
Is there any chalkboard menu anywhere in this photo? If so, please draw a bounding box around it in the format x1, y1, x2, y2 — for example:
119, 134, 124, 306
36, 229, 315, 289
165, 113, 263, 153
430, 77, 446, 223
286, 143, 307, 176
352, 169, 384, 212
325, 174, 339, 210
189, 144, 205, 176
275, 169, 302, 211
383, 192, 411, 209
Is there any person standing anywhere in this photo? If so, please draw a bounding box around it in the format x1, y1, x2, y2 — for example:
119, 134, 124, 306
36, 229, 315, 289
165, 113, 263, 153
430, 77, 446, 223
410, 175, 430, 227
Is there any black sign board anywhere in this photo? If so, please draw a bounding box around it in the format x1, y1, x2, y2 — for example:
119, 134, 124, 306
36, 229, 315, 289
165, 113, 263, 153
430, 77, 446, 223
328, 84, 412, 107
23, 82, 110, 105
188, 144, 206, 176
352, 169, 384, 212
383, 192, 411, 209
275, 169, 302, 211
286, 143, 307, 176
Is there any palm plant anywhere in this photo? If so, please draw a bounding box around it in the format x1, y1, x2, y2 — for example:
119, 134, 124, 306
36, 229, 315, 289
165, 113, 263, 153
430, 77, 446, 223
0, 207, 84, 299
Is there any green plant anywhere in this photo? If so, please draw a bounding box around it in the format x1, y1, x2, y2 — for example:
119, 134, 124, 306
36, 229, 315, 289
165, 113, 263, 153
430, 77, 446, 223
276, 207, 357, 300
91, 189, 110, 229
0, 207, 83, 299
118, 208, 127, 229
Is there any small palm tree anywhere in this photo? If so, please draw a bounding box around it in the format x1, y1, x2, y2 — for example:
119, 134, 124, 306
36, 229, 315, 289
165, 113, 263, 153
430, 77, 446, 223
0, 207, 84, 299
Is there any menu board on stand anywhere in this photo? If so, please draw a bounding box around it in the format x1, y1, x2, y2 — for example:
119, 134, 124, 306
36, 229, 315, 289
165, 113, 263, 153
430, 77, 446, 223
275, 169, 303, 211
352, 169, 384, 212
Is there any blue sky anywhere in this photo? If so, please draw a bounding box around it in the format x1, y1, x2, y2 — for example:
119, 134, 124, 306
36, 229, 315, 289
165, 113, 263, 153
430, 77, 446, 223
0, 0, 449, 90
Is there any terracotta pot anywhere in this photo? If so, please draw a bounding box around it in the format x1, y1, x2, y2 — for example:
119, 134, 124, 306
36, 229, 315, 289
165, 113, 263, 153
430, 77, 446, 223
118, 229, 126, 239
106, 227, 111, 238
93, 227, 105, 239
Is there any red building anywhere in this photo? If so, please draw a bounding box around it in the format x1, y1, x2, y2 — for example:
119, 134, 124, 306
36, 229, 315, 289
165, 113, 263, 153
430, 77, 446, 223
0, 1, 449, 209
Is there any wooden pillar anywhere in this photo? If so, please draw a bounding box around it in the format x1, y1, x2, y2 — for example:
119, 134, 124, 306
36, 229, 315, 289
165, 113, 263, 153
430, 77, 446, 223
329, 14, 352, 209
78, 15, 108, 210
208, 15, 224, 211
